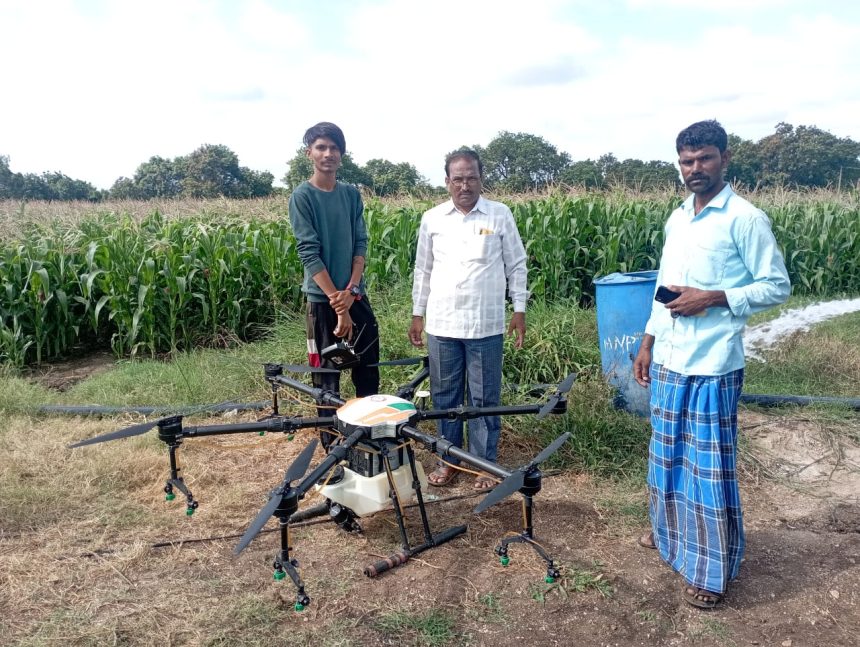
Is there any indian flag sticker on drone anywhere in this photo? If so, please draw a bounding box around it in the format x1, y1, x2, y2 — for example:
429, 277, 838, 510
337, 395, 417, 426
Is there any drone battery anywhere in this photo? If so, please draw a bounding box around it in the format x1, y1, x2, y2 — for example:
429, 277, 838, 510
347, 440, 406, 478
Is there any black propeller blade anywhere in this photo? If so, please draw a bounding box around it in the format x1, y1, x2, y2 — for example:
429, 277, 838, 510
536, 372, 577, 419
234, 439, 319, 555
284, 438, 319, 483
280, 363, 340, 375
68, 418, 171, 448
473, 432, 571, 515
370, 356, 427, 367
527, 431, 571, 470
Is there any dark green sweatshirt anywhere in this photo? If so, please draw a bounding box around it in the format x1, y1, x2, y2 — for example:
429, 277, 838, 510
288, 181, 368, 303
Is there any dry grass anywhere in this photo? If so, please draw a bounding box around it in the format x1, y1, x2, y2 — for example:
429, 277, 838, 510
1, 411, 597, 646
3, 404, 860, 646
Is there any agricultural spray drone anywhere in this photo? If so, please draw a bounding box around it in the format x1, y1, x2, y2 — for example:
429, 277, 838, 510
70, 357, 576, 611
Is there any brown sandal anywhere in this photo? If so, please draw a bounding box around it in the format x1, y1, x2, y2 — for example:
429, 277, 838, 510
428, 465, 457, 487
473, 474, 496, 491
637, 532, 657, 549
682, 586, 722, 609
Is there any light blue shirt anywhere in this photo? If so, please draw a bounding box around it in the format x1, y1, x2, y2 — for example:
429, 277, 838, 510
645, 184, 790, 376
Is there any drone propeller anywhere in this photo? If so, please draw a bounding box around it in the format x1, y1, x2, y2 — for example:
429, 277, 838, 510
234, 439, 319, 555
280, 363, 340, 375
68, 418, 174, 448
370, 356, 427, 367
473, 432, 571, 515
536, 372, 577, 419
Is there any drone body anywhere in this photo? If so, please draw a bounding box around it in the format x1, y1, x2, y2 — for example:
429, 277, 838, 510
318, 394, 428, 516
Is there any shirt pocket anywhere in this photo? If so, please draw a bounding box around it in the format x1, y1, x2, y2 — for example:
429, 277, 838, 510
462, 233, 500, 263
687, 243, 732, 286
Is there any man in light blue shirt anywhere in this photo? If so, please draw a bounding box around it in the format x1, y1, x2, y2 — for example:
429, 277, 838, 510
632, 120, 790, 609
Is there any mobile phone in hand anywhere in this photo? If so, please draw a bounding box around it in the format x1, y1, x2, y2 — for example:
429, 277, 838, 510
654, 285, 681, 304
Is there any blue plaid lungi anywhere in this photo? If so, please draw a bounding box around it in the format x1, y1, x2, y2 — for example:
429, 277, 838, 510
647, 363, 745, 594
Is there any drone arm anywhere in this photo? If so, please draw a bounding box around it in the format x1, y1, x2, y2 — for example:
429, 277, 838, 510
295, 427, 367, 497
416, 404, 540, 422
180, 416, 336, 438
400, 425, 511, 481
394, 365, 431, 400
274, 375, 345, 408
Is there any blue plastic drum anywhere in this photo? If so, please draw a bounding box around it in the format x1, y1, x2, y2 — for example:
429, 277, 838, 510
594, 270, 658, 416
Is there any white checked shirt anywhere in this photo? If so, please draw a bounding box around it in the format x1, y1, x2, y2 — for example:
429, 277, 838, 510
412, 196, 529, 339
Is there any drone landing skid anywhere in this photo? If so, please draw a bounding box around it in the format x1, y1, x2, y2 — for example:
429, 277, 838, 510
363, 442, 467, 577
495, 494, 560, 582
163, 442, 198, 515
365, 524, 467, 578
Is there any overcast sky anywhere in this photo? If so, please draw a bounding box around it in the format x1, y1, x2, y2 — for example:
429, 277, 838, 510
2, 0, 859, 190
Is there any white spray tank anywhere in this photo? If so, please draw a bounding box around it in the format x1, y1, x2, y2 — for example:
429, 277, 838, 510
317, 395, 428, 517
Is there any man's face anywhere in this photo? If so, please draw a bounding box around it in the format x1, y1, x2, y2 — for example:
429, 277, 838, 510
678, 145, 728, 196
445, 158, 482, 212
306, 136, 342, 174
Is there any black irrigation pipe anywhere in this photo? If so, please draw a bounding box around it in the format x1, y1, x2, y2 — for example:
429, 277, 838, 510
740, 393, 860, 410
36, 400, 272, 416
34, 383, 560, 418
78, 487, 509, 558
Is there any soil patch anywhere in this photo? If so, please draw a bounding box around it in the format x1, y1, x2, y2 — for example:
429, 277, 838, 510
24, 350, 117, 391
1, 409, 858, 646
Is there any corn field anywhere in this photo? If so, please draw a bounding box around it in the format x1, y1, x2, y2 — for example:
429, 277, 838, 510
1, 192, 858, 366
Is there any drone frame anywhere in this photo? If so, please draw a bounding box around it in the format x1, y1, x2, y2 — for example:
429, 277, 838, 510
69, 359, 575, 611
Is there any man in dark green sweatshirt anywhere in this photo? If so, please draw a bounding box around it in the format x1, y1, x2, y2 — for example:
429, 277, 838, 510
289, 122, 380, 446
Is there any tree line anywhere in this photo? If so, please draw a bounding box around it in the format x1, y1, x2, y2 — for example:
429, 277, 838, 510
2, 122, 858, 202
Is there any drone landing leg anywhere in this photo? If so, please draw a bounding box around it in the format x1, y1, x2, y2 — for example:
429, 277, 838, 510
164, 443, 198, 516
382, 451, 413, 553
494, 495, 560, 582
364, 446, 466, 578
273, 519, 310, 611
405, 444, 434, 543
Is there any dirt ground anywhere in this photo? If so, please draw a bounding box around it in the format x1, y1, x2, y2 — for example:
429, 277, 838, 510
1, 359, 858, 646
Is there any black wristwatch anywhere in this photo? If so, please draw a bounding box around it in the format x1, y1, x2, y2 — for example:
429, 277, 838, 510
348, 284, 362, 300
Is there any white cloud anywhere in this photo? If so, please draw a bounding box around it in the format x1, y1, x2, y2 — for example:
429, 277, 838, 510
0, 1, 858, 190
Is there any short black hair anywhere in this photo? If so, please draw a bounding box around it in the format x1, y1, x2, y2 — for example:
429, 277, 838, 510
445, 148, 483, 178
303, 122, 346, 155
676, 120, 728, 153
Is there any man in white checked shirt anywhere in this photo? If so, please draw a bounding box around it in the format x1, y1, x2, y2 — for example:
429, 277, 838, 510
409, 149, 528, 490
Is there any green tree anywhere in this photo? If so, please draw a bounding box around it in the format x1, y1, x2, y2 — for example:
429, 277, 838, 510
612, 159, 679, 190
238, 168, 274, 198
180, 144, 245, 198
42, 172, 102, 201
756, 123, 860, 188
475, 131, 571, 192
283, 148, 312, 191
0, 155, 15, 198
109, 176, 138, 199
364, 158, 430, 196
558, 159, 604, 188
129, 156, 183, 199
726, 134, 763, 189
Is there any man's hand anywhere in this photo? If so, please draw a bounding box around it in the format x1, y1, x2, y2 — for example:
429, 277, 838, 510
633, 334, 654, 387
334, 311, 353, 340
408, 316, 425, 348
664, 285, 727, 318
507, 312, 526, 349
329, 290, 355, 315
